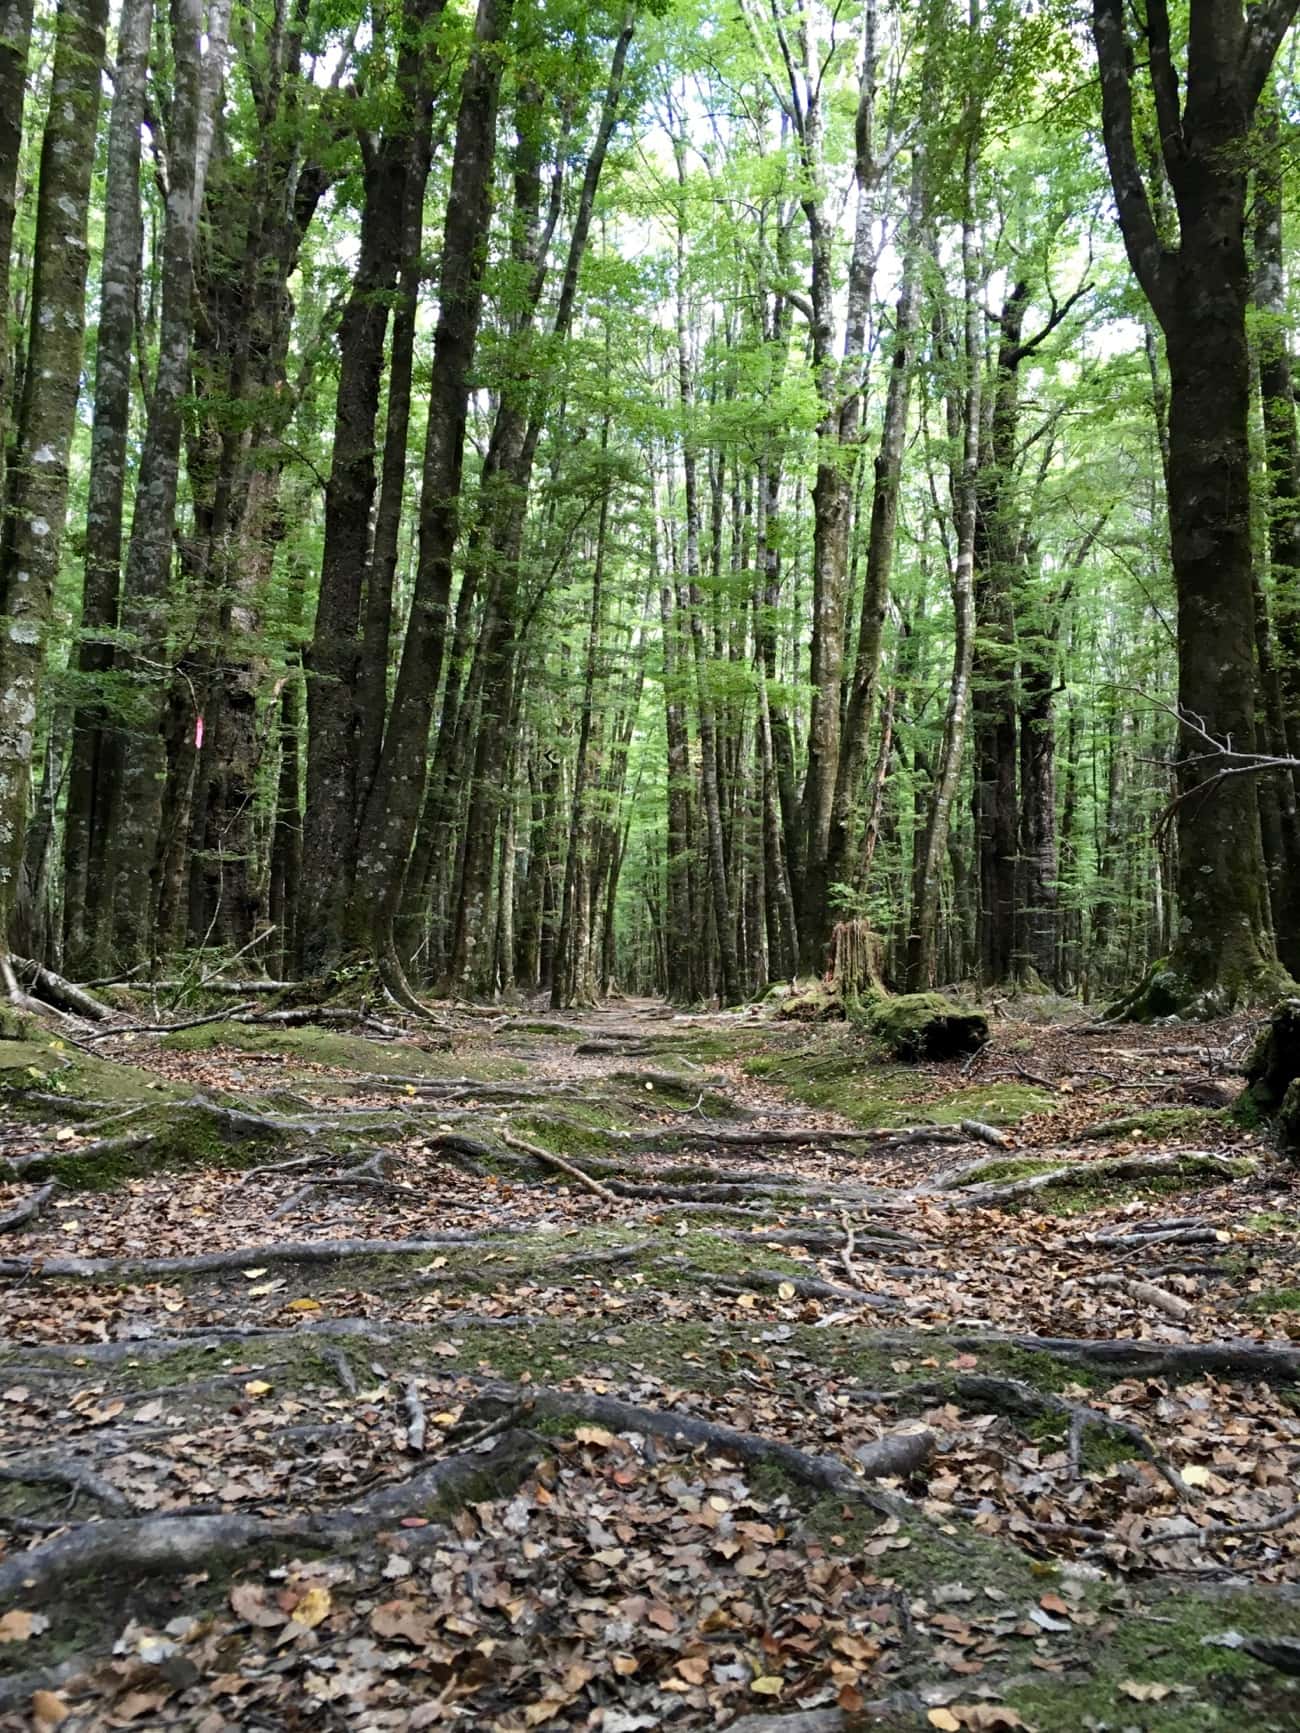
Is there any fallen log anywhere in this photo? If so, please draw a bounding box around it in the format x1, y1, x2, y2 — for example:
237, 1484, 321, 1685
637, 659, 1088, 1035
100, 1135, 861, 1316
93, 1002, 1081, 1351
13, 958, 112, 1022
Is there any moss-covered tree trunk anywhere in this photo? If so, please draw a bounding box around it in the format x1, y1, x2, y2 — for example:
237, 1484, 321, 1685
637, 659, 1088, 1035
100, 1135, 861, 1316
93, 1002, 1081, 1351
1092, 0, 1298, 1014
349, 0, 511, 994
106, 0, 232, 968
0, 0, 108, 979
0, 0, 34, 517
59, 0, 153, 975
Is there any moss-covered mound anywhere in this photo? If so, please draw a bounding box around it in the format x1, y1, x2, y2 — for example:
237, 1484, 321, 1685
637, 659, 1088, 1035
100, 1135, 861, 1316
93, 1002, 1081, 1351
864, 991, 988, 1060
1243, 998, 1300, 1157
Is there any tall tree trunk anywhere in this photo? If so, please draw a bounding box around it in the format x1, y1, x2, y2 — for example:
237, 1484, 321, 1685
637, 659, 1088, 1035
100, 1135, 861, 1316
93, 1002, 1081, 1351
906, 141, 981, 992
553, 470, 611, 1008
107, 0, 232, 967
356, 13, 442, 808
1092, 0, 1298, 1010
970, 282, 1028, 986
824, 146, 924, 923
0, 0, 34, 511
1252, 99, 1300, 972
0, 0, 108, 979
61, 0, 153, 972
301, 0, 444, 966
349, 0, 511, 992
444, 12, 634, 994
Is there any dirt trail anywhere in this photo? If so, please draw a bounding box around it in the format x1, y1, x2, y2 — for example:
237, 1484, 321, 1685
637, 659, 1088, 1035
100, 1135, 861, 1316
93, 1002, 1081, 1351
0, 999, 1297, 1730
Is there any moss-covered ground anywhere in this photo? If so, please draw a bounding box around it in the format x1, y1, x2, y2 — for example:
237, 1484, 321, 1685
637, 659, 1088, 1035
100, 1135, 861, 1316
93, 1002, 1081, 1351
0, 1001, 1295, 1727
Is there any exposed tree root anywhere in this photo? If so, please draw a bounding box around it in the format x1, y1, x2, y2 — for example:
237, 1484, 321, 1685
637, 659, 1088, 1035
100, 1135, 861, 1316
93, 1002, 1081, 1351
463, 1381, 925, 1503
0, 1456, 131, 1512
890, 1371, 1192, 1499
654, 1257, 899, 1309
0, 1429, 541, 1602
0, 1179, 58, 1231
949, 1149, 1252, 1207
0, 1235, 497, 1281
875, 1331, 1300, 1383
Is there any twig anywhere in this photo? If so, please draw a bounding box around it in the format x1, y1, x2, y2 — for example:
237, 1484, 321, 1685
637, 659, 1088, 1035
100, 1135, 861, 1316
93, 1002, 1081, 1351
839, 1209, 863, 1290
499, 1131, 618, 1202
404, 1381, 427, 1454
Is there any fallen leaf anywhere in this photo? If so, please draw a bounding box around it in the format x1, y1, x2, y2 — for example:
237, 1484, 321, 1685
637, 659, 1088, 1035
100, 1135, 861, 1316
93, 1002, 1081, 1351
31, 1691, 70, 1730
291, 1584, 331, 1629
243, 1379, 273, 1398
928, 1713, 961, 1732
1120, 1681, 1173, 1702
0, 1611, 35, 1643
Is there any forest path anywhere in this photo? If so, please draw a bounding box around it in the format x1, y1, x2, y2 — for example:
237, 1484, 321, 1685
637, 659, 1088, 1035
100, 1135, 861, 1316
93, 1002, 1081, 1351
0, 997, 1297, 1730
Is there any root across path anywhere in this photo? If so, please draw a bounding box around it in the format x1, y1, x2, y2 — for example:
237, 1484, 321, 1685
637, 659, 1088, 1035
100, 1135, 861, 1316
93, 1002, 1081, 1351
0, 996, 1297, 1731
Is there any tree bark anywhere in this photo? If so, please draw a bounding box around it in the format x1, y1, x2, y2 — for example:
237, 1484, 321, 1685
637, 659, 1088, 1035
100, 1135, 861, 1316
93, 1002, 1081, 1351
301, 0, 445, 968
60, 0, 154, 973
349, 0, 511, 990
0, 0, 34, 515
1091, 0, 1299, 1010
0, 0, 108, 971
106, 0, 232, 967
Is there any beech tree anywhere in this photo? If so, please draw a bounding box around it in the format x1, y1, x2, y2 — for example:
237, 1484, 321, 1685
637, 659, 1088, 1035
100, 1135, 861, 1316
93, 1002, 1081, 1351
1093, 0, 1300, 1012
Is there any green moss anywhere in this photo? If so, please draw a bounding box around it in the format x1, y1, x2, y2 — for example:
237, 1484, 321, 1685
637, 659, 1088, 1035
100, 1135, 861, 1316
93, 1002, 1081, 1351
1087, 1106, 1231, 1140
745, 1047, 1052, 1131
989, 1152, 1256, 1216
157, 1021, 524, 1081
1245, 1211, 1300, 1234
1006, 1589, 1300, 1732
1242, 1287, 1300, 1313
859, 991, 989, 1060
949, 1156, 1065, 1186
0, 1038, 178, 1107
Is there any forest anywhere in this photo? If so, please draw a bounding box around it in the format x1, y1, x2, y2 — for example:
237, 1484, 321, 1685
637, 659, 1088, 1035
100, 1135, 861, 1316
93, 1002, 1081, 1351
0, 0, 1297, 1015
2, 1, 1300, 1730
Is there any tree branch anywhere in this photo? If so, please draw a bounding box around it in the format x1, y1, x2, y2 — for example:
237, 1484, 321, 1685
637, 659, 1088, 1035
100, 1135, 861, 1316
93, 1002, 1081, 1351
1245, 0, 1300, 105
1091, 0, 1172, 321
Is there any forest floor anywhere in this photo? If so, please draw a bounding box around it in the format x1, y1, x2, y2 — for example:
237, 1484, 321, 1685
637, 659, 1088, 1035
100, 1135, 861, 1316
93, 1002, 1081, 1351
0, 992, 1297, 1732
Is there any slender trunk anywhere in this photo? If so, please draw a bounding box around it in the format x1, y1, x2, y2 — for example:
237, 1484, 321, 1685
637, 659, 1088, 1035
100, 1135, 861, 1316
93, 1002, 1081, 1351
553, 472, 610, 1008
108, 0, 232, 966
60, 0, 153, 970
0, 0, 35, 510
349, 0, 511, 983
906, 144, 981, 991
824, 148, 924, 920
0, 0, 108, 965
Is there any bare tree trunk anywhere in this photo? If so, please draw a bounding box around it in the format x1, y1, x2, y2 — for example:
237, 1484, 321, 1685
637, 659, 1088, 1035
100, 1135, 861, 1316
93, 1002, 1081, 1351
0, 0, 108, 974
0, 0, 34, 512
60, 0, 153, 972
349, 0, 511, 994
1092, 0, 1297, 1010
107, 0, 232, 967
